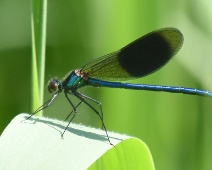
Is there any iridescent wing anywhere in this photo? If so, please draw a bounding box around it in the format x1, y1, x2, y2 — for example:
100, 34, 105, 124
81, 28, 183, 81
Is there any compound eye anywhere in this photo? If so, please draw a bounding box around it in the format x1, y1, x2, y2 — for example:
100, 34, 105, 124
48, 79, 59, 93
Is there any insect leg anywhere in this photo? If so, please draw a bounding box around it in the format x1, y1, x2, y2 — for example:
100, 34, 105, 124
73, 91, 113, 146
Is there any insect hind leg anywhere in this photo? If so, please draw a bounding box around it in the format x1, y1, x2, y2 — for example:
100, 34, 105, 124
76, 92, 104, 128
73, 91, 113, 146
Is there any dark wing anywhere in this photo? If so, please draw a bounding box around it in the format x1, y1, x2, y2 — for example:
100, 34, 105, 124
81, 28, 184, 81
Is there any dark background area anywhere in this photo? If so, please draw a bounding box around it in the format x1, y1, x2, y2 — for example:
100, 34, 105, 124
1, 1, 212, 169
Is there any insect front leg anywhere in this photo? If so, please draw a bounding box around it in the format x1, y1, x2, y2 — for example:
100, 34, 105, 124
22, 92, 59, 122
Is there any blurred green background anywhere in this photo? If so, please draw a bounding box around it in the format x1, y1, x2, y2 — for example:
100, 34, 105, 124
1, 0, 212, 169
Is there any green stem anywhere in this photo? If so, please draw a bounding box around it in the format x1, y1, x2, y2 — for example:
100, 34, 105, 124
31, 0, 47, 114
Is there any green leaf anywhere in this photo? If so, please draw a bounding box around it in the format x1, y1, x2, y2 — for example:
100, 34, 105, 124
89, 138, 155, 170
31, 0, 47, 113
0, 114, 154, 169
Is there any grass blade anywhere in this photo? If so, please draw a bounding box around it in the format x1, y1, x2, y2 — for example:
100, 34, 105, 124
31, 0, 47, 114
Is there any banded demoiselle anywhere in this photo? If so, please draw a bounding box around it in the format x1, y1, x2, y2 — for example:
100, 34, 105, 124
26, 28, 212, 145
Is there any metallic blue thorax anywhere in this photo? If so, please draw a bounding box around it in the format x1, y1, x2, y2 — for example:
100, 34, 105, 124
62, 70, 86, 90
